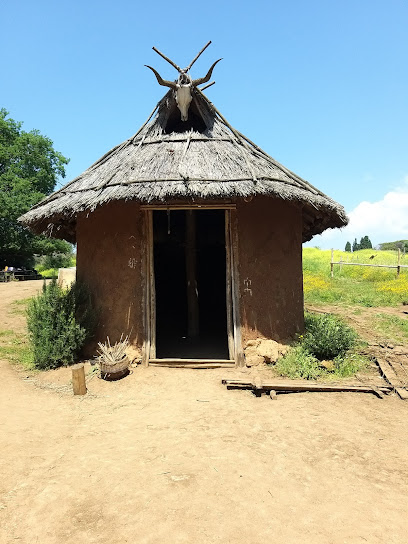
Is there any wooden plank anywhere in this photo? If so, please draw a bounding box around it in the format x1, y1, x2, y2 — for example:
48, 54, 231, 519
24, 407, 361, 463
225, 210, 235, 360
222, 379, 391, 397
230, 209, 244, 367
150, 358, 235, 364
148, 211, 156, 359
140, 204, 236, 210
150, 363, 235, 368
142, 210, 151, 366
376, 357, 401, 386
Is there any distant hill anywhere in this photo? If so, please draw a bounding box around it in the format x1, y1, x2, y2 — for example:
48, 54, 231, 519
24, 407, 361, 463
379, 240, 408, 251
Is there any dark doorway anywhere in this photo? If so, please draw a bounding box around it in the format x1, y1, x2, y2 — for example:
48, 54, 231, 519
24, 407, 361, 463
153, 209, 229, 359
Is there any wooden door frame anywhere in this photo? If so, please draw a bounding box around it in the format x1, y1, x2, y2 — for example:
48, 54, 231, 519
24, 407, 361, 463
141, 205, 243, 367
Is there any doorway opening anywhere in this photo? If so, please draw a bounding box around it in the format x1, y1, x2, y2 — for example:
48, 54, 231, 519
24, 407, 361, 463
153, 209, 230, 359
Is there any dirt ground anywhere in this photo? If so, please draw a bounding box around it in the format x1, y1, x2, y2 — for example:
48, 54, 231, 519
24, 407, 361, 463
1, 281, 408, 544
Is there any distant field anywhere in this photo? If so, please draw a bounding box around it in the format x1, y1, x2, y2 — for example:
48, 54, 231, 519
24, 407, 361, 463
303, 248, 408, 307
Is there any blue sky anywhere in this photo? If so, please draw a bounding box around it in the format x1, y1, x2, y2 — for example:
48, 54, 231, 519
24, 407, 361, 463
2, 0, 407, 249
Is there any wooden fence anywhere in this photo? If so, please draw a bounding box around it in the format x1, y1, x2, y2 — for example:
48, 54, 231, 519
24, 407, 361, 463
330, 248, 408, 278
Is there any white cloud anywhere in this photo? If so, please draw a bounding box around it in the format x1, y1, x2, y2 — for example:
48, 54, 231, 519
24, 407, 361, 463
307, 177, 408, 249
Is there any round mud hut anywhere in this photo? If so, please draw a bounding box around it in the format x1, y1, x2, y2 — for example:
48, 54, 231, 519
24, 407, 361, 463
20, 45, 347, 367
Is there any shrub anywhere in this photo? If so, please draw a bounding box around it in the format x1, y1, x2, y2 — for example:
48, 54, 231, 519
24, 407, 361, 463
274, 346, 323, 380
302, 312, 357, 360
27, 280, 93, 370
333, 352, 369, 378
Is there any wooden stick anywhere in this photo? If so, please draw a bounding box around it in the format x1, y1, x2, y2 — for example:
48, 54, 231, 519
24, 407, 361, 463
186, 41, 212, 71
200, 81, 215, 91
71, 364, 87, 395
152, 46, 182, 73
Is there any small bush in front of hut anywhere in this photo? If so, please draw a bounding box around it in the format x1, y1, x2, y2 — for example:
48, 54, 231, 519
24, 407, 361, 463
273, 312, 367, 380
27, 280, 93, 370
274, 347, 323, 380
302, 312, 357, 360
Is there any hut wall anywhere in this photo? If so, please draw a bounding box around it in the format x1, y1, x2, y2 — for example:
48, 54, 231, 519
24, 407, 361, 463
236, 197, 304, 344
76, 201, 144, 357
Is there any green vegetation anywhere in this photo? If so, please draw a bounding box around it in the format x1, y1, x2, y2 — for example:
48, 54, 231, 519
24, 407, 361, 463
372, 314, 408, 344
302, 312, 357, 360
303, 247, 408, 307
27, 280, 94, 370
274, 312, 367, 380
0, 329, 34, 369
379, 239, 408, 251
0, 109, 72, 269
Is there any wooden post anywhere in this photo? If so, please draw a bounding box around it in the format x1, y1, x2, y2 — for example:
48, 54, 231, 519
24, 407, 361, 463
185, 210, 199, 338
71, 363, 87, 395
397, 248, 401, 277
225, 210, 235, 360
330, 248, 334, 278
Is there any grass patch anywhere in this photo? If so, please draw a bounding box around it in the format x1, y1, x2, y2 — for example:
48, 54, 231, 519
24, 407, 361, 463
10, 298, 32, 315
0, 329, 34, 370
372, 314, 408, 344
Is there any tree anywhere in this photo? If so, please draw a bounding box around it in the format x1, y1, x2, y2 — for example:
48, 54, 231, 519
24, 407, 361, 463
0, 109, 71, 268
359, 236, 373, 250
352, 238, 359, 252
345, 241, 351, 252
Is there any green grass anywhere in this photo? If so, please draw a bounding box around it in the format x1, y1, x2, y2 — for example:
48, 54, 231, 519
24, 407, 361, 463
10, 298, 32, 315
273, 345, 370, 381
372, 314, 408, 344
0, 329, 34, 370
303, 247, 408, 307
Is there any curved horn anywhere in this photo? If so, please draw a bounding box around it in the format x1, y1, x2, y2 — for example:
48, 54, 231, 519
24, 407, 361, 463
191, 58, 222, 87
145, 65, 177, 89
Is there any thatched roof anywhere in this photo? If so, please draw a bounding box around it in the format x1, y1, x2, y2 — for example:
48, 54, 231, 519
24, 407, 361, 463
19, 87, 347, 242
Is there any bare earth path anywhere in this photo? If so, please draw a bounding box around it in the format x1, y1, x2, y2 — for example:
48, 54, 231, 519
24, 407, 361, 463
1, 281, 408, 543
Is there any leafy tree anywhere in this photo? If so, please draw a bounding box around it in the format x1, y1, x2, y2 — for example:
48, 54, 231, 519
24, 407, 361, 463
359, 235, 373, 250
352, 238, 359, 252
345, 241, 351, 252
0, 109, 71, 268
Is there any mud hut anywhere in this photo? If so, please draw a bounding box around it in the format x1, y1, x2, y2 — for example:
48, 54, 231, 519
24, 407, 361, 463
20, 44, 347, 367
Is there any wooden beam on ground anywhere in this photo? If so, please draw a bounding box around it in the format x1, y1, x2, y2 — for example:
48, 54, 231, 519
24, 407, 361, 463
222, 379, 391, 398
150, 359, 235, 368
376, 357, 408, 400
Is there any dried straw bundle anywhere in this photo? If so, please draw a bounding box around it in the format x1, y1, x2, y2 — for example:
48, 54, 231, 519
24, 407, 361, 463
97, 335, 129, 375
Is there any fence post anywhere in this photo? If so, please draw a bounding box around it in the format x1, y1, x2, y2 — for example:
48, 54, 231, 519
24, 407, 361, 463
331, 248, 334, 278
397, 248, 401, 277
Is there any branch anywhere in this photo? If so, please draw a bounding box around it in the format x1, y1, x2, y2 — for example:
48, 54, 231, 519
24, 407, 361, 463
186, 41, 212, 71
152, 46, 182, 73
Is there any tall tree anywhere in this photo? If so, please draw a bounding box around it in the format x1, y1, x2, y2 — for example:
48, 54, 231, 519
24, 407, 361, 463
352, 238, 359, 252
0, 109, 71, 268
345, 241, 351, 252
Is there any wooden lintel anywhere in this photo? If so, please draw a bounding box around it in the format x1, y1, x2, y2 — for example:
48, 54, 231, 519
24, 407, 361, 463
140, 204, 236, 211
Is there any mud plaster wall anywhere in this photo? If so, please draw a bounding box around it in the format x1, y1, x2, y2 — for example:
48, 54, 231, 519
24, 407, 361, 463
76, 201, 144, 356
236, 197, 304, 344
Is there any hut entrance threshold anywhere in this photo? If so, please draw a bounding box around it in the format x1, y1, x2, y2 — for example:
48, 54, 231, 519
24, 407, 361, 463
143, 207, 242, 367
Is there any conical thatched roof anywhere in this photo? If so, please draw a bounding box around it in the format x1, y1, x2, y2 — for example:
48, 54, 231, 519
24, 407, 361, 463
20, 87, 347, 242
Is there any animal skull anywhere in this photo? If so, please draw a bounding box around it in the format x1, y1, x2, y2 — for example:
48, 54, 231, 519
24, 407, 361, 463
145, 57, 221, 122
